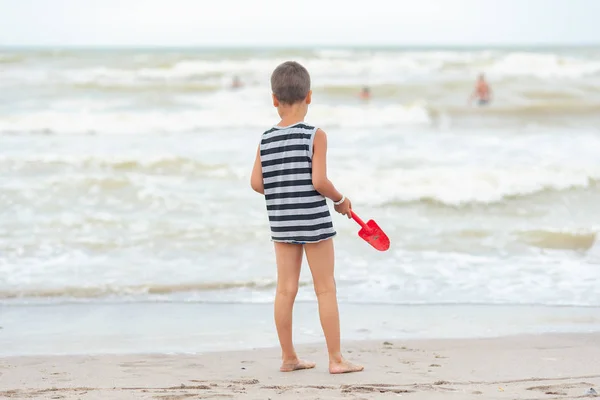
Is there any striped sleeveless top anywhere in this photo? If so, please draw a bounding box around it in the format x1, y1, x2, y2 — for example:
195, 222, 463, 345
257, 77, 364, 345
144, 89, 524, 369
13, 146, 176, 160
259, 122, 337, 244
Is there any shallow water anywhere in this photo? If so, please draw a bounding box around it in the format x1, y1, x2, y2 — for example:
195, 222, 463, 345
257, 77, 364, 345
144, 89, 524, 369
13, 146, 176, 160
2, 302, 599, 356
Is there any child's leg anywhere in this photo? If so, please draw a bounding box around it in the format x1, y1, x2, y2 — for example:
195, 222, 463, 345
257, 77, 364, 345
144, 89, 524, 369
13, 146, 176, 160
304, 238, 364, 374
273, 242, 316, 372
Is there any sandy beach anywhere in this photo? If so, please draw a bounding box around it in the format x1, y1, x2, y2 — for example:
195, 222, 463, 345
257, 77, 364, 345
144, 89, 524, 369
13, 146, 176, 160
1, 333, 598, 399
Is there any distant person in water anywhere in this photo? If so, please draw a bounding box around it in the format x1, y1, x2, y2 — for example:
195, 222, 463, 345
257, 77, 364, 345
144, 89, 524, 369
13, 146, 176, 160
469, 74, 491, 106
231, 76, 243, 89
359, 86, 371, 101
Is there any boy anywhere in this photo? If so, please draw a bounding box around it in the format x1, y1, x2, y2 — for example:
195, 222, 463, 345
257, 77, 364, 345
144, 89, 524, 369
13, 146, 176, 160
250, 61, 363, 374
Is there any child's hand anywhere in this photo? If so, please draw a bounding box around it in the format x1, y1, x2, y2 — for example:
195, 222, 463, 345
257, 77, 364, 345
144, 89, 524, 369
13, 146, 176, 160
334, 197, 352, 219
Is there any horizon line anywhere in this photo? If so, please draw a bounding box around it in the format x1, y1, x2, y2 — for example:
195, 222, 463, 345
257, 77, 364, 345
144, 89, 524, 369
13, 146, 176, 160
1, 42, 600, 50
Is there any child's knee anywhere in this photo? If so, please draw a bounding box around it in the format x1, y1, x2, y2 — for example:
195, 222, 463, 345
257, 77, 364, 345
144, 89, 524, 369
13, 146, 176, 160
313, 279, 336, 296
277, 283, 299, 297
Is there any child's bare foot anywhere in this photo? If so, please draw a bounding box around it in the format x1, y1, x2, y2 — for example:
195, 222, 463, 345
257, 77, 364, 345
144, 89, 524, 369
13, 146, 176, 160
280, 359, 316, 372
329, 358, 364, 374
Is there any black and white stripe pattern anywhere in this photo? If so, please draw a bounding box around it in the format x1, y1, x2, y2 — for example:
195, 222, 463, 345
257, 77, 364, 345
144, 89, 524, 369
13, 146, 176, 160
260, 123, 336, 243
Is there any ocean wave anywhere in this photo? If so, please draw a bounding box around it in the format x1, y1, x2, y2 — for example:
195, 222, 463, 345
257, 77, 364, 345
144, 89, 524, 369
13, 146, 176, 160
4, 298, 600, 307
0, 54, 27, 64
2, 284, 599, 307
0, 280, 286, 300
0, 155, 237, 180
7, 80, 598, 120
3, 49, 600, 89
2, 99, 599, 136
3, 48, 600, 133
488, 52, 600, 78
0, 103, 431, 134
349, 168, 600, 207
70, 81, 222, 93
434, 102, 600, 119
517, 230, 597, 251
0, 49, 600, 81
3, 155, 600, 208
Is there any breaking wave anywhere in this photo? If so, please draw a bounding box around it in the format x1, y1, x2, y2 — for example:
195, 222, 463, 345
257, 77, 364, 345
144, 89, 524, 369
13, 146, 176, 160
517, 230, 597, 251
0, 280, 284, 300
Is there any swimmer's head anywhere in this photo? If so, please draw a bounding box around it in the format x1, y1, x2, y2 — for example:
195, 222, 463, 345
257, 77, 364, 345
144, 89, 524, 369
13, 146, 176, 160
359, 86, 371, 100
270, 61, 311, 106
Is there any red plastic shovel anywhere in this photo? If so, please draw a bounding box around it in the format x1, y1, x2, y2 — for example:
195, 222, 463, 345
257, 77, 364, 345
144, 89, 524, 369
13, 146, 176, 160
351, 211, 390, 251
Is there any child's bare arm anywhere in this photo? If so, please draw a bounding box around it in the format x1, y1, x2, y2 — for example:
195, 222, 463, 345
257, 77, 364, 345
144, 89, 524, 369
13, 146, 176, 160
250, 145, 264, 194
312, 129, 341, 200
312, 129, 352, 217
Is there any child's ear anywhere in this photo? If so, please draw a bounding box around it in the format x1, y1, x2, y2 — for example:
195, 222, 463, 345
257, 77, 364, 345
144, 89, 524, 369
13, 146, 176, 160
306, 90, 312, 105
272, 94, 279, 107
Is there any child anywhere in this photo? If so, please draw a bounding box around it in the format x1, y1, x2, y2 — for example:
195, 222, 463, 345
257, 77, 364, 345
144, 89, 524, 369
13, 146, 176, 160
250, 61, 364, 374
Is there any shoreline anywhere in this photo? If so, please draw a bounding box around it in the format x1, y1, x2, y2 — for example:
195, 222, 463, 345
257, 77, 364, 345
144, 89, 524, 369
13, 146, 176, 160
2, 333, 599, 399
2, 302, 600, 358
3, 301, 600, 357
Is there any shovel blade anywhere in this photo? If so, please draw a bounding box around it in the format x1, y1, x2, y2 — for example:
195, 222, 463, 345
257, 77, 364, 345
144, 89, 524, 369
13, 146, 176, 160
358, 220, 390, 251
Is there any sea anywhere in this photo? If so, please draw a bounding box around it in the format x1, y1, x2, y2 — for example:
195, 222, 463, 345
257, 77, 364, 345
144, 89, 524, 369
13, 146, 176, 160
1, 46, 600, 356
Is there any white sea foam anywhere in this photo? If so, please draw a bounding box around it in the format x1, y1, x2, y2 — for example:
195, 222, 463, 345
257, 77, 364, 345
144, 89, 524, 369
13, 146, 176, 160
3, 49, 600, 88
489, 52, 600, 79
340, 165, 600, 206
2, 48, 599, 135
0, 103, 432, 134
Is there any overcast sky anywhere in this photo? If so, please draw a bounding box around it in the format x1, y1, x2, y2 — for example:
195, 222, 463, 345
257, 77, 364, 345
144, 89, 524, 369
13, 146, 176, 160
1, 0, 599, 47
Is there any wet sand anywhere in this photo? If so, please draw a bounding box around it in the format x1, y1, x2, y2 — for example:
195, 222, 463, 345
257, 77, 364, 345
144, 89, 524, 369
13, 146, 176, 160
1, 333, 599, 399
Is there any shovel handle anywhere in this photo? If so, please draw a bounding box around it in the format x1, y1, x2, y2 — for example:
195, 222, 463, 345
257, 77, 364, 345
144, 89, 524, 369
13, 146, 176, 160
351, 211, 369, 230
